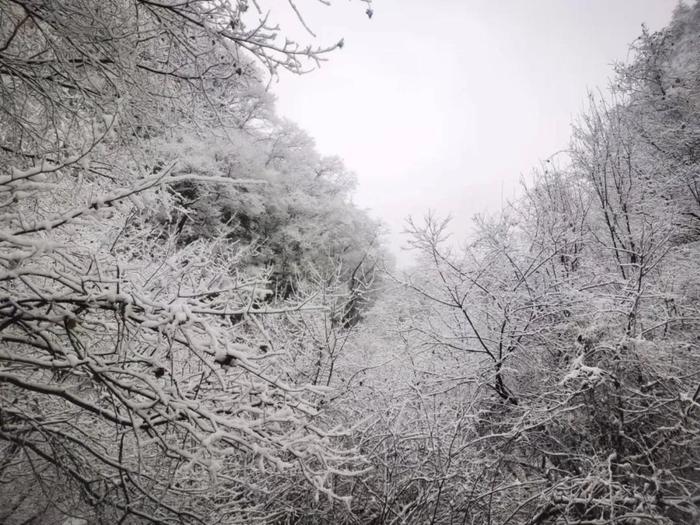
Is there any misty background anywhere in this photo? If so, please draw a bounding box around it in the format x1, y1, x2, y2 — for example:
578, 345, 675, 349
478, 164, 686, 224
272, 0, 677, 262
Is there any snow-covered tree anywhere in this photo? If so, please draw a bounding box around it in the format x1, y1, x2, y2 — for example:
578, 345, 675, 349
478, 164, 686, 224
0, 1, 376, 522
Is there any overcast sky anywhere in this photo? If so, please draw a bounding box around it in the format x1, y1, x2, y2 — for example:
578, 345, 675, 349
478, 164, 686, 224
270, 0, 678, 264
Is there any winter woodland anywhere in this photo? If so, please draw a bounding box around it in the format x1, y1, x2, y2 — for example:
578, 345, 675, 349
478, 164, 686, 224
0, 1, 699, 523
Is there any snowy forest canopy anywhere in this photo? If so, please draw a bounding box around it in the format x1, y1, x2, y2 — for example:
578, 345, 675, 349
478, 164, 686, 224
0, 1, 699, 524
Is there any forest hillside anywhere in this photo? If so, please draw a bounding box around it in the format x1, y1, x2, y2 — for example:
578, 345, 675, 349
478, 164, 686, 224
0, 1, 699, 524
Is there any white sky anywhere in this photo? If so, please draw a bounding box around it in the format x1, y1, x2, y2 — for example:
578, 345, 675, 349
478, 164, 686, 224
270, 0, 678, 264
